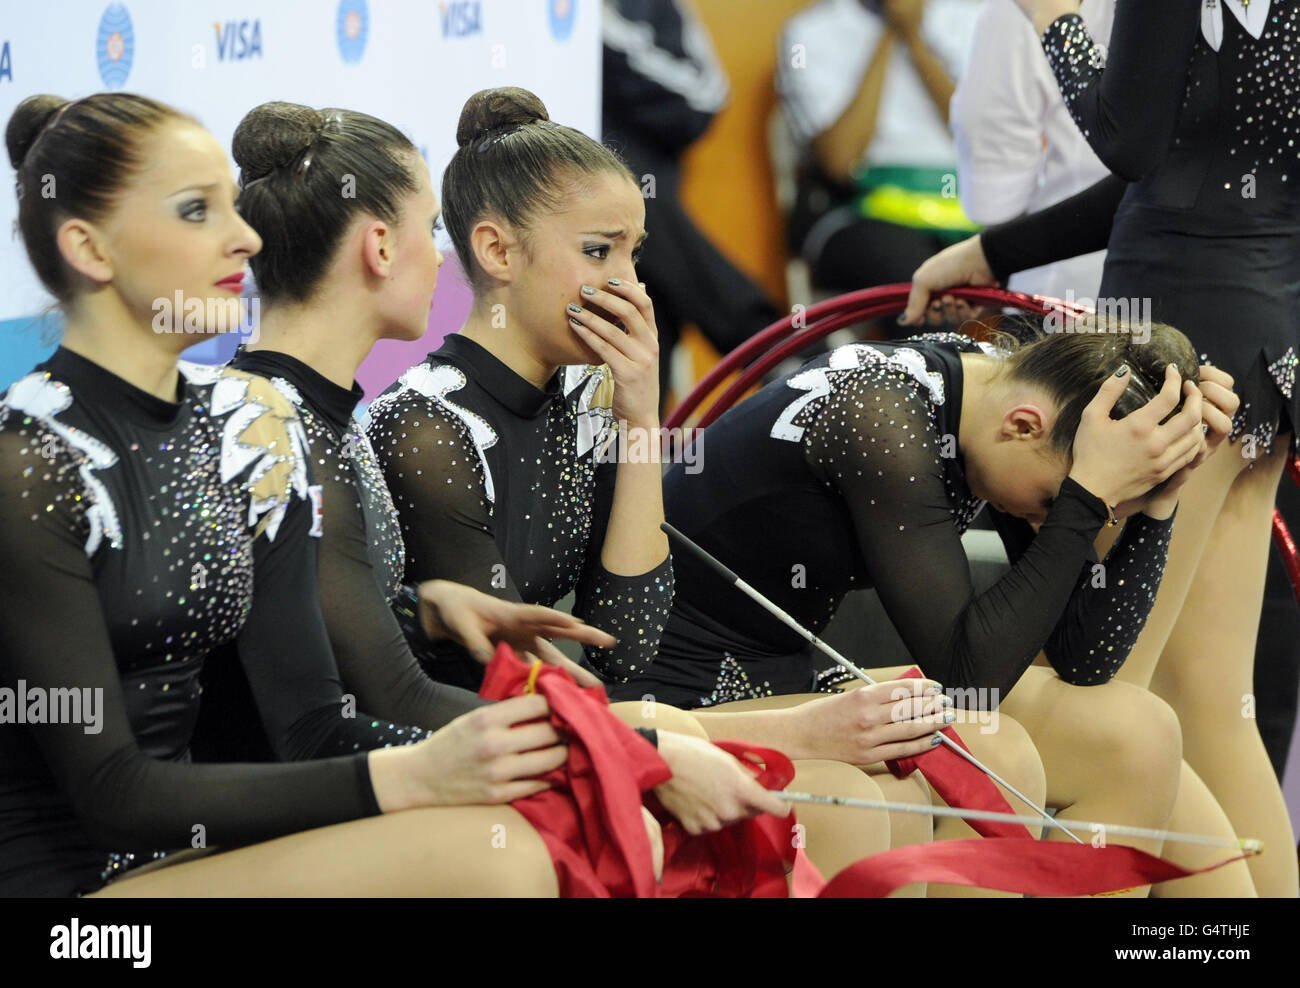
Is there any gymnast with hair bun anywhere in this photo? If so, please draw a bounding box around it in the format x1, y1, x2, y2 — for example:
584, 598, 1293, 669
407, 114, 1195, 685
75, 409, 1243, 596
0, 91, 631, 897
611, 320, 1257, 895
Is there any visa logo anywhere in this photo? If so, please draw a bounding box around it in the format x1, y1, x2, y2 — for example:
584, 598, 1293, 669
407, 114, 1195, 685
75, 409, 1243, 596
214, 19, 263, 61
0, 41, 11, 82
440, 1, 482, 38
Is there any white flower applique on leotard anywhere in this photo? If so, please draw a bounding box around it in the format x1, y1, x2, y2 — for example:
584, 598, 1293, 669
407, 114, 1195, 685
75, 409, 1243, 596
363, 362, 500, 504
770, 343, 947, 444
3, 371, 123, 555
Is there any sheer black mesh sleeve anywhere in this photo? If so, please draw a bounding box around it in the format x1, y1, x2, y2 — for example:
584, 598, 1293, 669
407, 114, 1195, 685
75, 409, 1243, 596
369, 399, 523, 600
1039, 3, 1200, 180
801, 372, 1111, 699
367, 397, 526, 686
312, 459, 485, 731
0, 430, 380, 854
572, 452, 675, 684
990, 505, 1176, 686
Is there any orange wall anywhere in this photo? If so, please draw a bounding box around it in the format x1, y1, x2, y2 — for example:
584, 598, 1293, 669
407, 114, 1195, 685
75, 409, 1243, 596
682, 0, 811, 308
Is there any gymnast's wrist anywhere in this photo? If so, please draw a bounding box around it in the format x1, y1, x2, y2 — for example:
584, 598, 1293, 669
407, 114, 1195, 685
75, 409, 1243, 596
368, 745, 431, 813
1138, 497, 1179, 523
1058, 474, 1114, 526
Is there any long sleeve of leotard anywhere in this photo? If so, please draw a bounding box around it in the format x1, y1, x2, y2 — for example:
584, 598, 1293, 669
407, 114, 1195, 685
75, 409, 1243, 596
988, 504, 1175, 686
1038, 1, 1200, 181
966, 6, 1202, 292
572, 453, 675, 685
979, 173, 1126, 283
801, 373, 1172, 697
371, 399, 530, 600
0, 432, 384, 853
370, 399, 671, 682
312, 462, 485, 732
234, 475, 431, 761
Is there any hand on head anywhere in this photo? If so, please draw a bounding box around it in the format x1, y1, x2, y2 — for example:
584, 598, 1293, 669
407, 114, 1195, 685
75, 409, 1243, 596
1071, 362, 1212, 514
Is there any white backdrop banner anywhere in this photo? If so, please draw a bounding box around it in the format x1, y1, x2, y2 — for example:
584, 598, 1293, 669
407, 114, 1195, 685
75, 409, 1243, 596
0, 0, 598, 378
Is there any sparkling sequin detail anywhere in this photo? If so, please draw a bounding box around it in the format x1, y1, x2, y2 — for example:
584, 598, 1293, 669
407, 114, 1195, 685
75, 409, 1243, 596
697, 654, 774, 707
271, 376, 405, 598
1267, 347, 1297, 401
1, 357, 426, 893
366, 342, 674, 683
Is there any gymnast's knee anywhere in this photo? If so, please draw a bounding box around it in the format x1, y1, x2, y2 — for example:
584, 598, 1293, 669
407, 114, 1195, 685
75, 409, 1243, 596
793, 758, 892, 802
972, 712, 1045, 799
608, 698, 710, 740
1077, 680, 1183, 794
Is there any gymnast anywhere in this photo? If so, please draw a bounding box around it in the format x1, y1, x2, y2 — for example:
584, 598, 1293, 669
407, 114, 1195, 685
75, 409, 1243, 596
219, 96, 908, 871
0, 91, 654, 897
610, 322, 1255, 895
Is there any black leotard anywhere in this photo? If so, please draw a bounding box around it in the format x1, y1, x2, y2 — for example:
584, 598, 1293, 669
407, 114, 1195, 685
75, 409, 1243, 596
609, 334, 1175, 709
226, 347, 485, 729
982, 0, 1298, 454
364, 333, 674, 690
0, 348, 425, 896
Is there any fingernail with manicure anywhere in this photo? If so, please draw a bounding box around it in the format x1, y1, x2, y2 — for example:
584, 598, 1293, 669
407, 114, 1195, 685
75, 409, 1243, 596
567, 302, 582, 314
607, 278, 622, 287
580, 285, 597, 296
930, 735, 943, 746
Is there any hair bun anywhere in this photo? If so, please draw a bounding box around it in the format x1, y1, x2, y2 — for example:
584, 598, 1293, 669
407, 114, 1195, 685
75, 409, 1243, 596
456, 87, 549, 148
6, 95, 70, 170
232, 101, 325, 183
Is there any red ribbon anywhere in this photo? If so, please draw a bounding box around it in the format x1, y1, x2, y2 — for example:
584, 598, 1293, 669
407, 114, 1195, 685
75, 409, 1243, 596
480, 645, 804, 898
480, 645, 670, 897
884, 667, 1032, 839
482, 647, 1250, 897
819, 839, 1252, 898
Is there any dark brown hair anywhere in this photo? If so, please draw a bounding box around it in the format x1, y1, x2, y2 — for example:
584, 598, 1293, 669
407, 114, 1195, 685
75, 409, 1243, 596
990, 314, 1200, 459
441, 87, 635, 289
6, 93, 194, 303
233, 102, 420, 303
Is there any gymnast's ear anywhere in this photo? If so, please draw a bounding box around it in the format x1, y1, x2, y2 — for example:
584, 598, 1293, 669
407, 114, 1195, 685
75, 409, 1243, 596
1000, 403, 1050, 442
55, 217, 114, 288
468, 216, 517, 286
359, 218, 395, 280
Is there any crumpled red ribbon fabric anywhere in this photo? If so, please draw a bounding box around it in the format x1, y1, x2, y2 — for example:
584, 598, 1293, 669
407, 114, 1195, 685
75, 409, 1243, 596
480, 644, 669, 897
654, 741, 827, 898
483, 647, 1250, 897
480, 644, 810, 897
884, 667, 1031, 839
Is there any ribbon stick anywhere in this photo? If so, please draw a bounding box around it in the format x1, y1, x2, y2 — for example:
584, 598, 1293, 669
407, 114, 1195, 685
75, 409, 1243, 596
779, 790, 1264, 854
661, 523, 1077, 841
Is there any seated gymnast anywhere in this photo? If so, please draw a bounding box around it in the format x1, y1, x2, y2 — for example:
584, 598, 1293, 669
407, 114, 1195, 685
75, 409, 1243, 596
0, 92, 677, 898
213, 97, 895, 865
357, 87, 967, 875
608, 323, 1257, 895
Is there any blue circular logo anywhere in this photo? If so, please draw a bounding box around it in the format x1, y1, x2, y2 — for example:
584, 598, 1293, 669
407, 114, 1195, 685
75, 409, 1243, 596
337, 0, 369, 64
96, 3, 134, 89
549, 0, 576, 41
